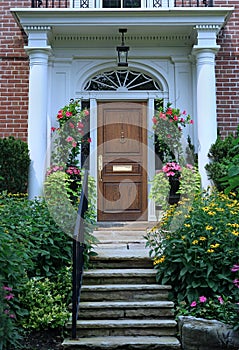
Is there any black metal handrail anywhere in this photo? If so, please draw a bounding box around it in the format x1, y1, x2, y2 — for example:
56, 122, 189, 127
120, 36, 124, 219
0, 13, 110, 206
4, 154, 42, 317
31, 0, 213, 8
72, 170, 88, 339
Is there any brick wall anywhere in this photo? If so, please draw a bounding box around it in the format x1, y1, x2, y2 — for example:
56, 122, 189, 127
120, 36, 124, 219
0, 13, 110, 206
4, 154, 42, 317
215, 0, 239, 137
0, 0, 238, 141
0, 1, 30, 142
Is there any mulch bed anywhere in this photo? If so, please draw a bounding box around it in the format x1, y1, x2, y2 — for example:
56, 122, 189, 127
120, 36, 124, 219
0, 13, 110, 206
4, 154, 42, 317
21, 329, 64, 350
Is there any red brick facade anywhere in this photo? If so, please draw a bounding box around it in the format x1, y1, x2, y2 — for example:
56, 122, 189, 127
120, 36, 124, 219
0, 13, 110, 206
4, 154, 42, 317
0, 0, 238, 141
0, 1, 30, 142
215, 0, 239, 136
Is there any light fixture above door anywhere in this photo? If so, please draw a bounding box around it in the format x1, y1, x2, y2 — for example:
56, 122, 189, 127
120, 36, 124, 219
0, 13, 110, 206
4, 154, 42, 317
116, 28, 129, 67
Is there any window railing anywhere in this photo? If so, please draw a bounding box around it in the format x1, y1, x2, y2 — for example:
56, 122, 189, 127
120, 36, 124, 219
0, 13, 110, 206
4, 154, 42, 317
31, 0, 213, 8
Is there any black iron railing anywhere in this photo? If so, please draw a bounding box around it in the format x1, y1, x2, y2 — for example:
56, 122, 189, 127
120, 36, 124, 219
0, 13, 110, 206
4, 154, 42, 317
31, 0, 213, 7
72, 170, 88, 339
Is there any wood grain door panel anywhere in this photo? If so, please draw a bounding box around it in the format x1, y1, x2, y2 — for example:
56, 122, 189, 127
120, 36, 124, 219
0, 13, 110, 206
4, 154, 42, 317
97, 102, 147, 221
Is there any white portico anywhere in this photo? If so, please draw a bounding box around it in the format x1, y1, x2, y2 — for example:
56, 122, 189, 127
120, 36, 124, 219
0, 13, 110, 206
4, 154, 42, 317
12, 6, 233, 220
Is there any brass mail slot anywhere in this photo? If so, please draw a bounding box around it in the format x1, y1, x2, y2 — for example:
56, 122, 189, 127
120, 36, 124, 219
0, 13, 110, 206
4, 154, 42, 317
113, 165, 133, 172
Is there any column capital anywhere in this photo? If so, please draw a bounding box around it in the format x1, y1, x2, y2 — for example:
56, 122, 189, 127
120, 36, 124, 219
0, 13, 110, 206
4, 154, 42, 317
23, 26, 52, 49
193, 24, 220, 52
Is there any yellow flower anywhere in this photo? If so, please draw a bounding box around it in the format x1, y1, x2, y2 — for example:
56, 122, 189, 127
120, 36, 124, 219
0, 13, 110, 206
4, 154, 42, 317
154, 255, 166, 265
181, 236, 186, 240
184, 215, 191, 218
202, 207, 209, 212
206, 225, 213, 230
210, 243, 220, 249
232, 230, 239, 237
199, 236, 206, 241
216, 207, 224, 212
208, 211, 216, 216
192, 240, 199, 245
184, 224, 191, 228
207, 249, 214, 253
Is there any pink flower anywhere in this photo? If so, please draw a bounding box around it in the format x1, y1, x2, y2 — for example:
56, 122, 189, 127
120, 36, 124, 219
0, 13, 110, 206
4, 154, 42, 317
65, 111, 72, 117
152, 116, 157, 124
190, 301, 197, 307
189, 120, 194, 124
173, 115, 178, 121
84, 109, 89, 116
218, 296, 224, 304
87, 137, 92, 143
166, 171, 175, 177
159, 112, 167, 120
186, 164, 193, 170
233, 279, 239, 288
182, 110, 187, 115
66, 136, 74, 142
69, 122, 75, 129
199, 296, 207, 303
231, 264, 239, 272
72, 141, 77, 148
77, 122, 84, 129
5, 293, 14, 301
9, 314, 16, 319
180, 118, 185, 123
51, 127, 56, 132
3, 286, 12, 292
166, 134, 171, 138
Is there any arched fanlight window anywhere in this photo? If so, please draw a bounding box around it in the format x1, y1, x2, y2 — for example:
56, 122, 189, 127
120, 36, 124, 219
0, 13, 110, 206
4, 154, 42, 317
84, 70, 162, 91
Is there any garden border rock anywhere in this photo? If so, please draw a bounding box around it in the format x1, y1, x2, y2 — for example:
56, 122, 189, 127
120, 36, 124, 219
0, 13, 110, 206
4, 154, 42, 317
178, 316, 239, 350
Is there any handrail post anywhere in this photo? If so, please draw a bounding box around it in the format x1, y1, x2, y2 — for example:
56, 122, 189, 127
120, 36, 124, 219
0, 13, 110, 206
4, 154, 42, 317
72, 170, 88, 339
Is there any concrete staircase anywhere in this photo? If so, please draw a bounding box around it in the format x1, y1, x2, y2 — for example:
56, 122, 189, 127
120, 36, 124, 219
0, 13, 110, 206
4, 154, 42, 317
63, 223, 181, 349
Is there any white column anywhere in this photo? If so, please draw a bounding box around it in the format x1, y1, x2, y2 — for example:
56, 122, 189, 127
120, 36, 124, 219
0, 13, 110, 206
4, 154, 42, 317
193, 25, 220, 189
26, 47, 51, 199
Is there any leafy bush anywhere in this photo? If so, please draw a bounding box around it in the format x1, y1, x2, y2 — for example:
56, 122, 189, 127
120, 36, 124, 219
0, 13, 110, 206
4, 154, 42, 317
0, 283, 23, 350
19, 267, 71, 331
0, 193, 72, 279
177, 294, 239, 330
0, 137, 30, 193
146, 189, 239, 304
205, 130, 239, 192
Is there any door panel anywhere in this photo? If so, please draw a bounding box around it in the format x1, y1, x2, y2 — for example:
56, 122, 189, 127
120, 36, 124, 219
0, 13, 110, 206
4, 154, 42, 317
97, 102, 147, 221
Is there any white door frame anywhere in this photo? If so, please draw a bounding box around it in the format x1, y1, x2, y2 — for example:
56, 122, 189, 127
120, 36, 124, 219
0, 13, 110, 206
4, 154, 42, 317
84, 92, 166, 222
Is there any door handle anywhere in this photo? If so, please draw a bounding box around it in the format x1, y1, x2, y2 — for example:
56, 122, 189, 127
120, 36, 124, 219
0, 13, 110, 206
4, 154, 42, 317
98, 155, 103, 182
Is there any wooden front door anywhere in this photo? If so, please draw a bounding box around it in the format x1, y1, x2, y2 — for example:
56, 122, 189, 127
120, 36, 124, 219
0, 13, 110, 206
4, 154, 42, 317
97, 102, 148, 221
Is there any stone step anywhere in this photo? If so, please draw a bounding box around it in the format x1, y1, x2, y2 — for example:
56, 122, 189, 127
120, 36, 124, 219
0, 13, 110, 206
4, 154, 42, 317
80, 284, 171, 301
83, 268, 157, 285
63, 335, 181, 350
78, 300, 175, 319
67, 319, 178, 337
90, 255, 153, 269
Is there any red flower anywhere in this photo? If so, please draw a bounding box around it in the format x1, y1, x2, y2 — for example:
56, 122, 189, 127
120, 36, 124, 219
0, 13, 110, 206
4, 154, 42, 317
152, 116, 157, 124
51, 127, 56, 132
84, 110, 90, 116
190, 120, 194, 124
87, 137, 92, 143
166, 108, 172, 115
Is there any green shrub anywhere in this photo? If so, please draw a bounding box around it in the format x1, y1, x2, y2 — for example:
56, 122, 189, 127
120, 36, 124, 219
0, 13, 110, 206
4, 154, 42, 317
19, 267, 71, 331
0, 283, 22, 350
205, 131, 239, 192
0, 137, 30, 193
146, 189, 239, 303
177, 294, 239, 330
0, 193, 72, 279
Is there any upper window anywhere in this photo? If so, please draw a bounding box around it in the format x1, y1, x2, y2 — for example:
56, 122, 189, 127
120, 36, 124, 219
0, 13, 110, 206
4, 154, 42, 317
84, 70, 162, 91
103, 0, 141, 7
